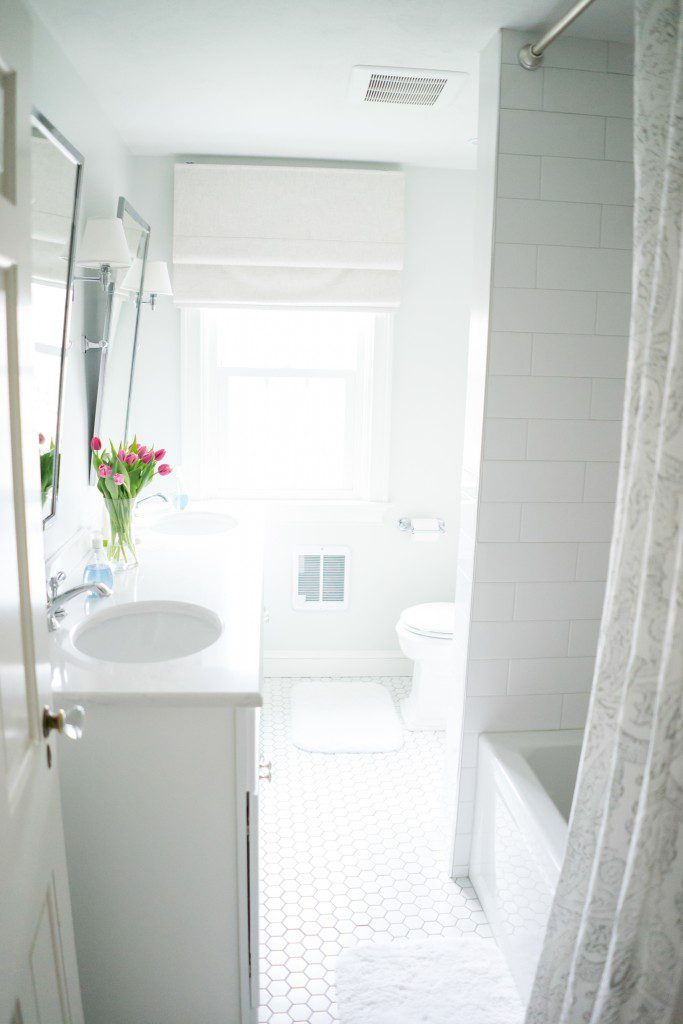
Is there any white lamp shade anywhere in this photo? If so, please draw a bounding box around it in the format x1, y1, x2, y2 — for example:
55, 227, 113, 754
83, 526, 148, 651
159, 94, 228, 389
143, 260, 173, 296
77, 217, 132, 269
120, 256, 143, 292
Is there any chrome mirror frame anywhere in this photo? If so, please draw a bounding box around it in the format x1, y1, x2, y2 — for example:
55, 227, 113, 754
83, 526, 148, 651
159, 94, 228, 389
90, 196, 150, 481
31, 108, 84, 529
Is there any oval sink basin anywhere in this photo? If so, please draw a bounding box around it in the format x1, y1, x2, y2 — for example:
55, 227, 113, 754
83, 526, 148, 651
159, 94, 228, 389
72, 601, 223, 664
149, 511, 237, 536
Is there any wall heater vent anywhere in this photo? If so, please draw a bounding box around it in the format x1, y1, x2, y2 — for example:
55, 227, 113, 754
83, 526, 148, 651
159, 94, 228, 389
347, 65, 467, 108
293, 547, 350, 611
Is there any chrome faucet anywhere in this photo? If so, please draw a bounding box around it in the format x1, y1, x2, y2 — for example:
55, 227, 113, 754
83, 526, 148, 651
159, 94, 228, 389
137, 492, 170, 507
47, 571, 112, 632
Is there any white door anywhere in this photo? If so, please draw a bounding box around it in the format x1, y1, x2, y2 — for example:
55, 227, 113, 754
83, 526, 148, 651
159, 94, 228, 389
0, 3, 84, 1022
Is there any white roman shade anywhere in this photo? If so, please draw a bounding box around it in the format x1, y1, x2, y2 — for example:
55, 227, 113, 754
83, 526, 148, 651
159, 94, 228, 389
173, 163, 405, 309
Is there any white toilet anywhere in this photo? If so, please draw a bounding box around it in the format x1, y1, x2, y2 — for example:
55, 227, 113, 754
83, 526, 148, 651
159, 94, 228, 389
396, 602, 456, 731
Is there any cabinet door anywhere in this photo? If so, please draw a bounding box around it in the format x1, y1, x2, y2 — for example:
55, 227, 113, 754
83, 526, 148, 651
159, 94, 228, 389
236, 707, 260, 1023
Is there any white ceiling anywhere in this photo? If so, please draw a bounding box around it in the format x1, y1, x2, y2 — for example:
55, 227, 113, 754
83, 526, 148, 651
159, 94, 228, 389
29, 0, 634, 169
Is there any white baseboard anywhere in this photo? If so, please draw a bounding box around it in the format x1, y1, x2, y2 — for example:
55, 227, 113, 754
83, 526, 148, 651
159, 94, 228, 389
263, 650, 412, 678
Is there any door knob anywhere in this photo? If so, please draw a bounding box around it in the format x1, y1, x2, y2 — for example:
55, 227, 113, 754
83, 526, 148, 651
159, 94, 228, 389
259, 760, 272, 782
43, 704, 85, 740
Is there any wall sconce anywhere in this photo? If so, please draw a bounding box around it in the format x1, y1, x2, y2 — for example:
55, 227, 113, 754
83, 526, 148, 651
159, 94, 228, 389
74, 217, 132, 292
121, 259, 173, 310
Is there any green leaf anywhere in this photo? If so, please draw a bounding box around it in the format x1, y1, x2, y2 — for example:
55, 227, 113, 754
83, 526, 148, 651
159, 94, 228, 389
120, 464, 132, 495
104, 476, 120, 501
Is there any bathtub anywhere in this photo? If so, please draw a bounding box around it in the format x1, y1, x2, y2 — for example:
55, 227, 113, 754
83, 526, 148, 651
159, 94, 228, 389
470, 729, 583, 1004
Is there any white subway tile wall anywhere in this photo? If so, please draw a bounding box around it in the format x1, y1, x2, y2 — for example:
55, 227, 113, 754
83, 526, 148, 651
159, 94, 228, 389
452, 31, 633, 873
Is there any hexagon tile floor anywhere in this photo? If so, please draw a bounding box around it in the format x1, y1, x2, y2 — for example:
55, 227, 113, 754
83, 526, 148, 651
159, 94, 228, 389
258, 677, 490, 1024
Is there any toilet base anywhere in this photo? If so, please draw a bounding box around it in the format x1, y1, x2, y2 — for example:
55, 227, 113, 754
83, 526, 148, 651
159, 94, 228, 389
400, 669, 451, 731
395, 616, 456, 731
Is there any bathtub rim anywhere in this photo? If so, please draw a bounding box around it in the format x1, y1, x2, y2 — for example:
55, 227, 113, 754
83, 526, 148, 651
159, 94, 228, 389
470, 728, 584, 1006
474, 728, 584, 886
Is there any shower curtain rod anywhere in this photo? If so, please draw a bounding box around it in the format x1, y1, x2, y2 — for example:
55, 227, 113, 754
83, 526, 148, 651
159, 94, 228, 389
518, 0, 600, 69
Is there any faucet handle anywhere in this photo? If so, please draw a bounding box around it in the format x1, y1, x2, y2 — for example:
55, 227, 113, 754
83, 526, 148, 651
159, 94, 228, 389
47, 571, 66, 600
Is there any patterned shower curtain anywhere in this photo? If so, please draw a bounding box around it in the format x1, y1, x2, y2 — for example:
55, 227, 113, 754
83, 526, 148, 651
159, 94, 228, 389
525, 1, 683, 1021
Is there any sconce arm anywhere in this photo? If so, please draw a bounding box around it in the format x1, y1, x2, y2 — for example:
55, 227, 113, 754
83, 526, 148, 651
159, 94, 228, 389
72, 264, 114, 293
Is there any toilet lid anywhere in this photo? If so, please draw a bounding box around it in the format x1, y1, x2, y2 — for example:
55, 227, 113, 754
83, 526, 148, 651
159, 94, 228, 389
400, 602, 455, 639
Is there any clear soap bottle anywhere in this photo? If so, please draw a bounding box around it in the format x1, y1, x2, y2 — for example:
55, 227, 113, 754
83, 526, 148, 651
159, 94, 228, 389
83, 533, 114, 589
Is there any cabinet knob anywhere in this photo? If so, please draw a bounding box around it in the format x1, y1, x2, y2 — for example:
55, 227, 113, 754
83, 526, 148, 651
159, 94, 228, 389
43, 704, 85, 740
259, 760, 272, 782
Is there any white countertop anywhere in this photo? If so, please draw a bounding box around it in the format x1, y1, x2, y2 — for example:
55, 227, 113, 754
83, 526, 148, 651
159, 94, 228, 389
51, 503, 264, 706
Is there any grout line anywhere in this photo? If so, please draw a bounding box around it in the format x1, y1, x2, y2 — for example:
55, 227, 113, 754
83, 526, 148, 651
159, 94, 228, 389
500, 148, 632, 167
540, 67, 546, 112
532, 243, 539, 288
499, 105, 631, 120
573, 537, 582, 582
602, 115, 608, 159
469, 645, 602, 664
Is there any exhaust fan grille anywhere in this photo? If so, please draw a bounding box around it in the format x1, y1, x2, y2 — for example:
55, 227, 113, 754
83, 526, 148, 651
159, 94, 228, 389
365, 73, 448, 107
348, 65, 467, 109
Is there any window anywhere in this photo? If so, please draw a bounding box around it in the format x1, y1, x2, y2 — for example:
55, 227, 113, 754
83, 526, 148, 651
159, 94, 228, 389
32, 282, 67, 436
181, 308, 392, 501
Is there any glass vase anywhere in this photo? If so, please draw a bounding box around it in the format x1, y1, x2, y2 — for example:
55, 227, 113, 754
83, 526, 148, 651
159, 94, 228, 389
103, 496, 138, 571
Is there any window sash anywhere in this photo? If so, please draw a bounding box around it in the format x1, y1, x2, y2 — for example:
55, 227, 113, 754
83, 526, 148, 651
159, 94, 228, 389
180, 308, 392, 502
216, 368, 358, 498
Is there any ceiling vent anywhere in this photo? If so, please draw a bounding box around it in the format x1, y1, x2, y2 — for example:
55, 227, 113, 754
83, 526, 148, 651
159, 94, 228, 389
348, 66, 467, 109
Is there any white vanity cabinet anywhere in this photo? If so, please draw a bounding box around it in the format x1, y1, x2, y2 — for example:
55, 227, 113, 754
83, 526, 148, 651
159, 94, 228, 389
58, 700, 260, 1024
52, 515, 264, 1024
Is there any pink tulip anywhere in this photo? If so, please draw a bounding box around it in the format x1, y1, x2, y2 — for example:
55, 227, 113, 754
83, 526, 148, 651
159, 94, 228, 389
137, 445, 148, 457
157, 463, 172, 476
126, 452, 138, 465
98, 464, 111, 478
39, 432, 46, 445
154, 448, 166, 460
140, 451, 153, 464
91, 437, 102, 451
113, 473, 124, 485
117, 449, 126, 462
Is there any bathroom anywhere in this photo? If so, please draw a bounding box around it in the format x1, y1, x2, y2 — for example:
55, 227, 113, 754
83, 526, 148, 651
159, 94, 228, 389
2, 1, 681, 1024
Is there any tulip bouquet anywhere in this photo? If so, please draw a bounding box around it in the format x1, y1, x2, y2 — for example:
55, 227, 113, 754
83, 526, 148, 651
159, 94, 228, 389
91, 436, 172, 569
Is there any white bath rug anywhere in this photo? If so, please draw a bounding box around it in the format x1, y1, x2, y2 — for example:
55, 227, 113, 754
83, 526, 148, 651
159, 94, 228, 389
336, 936, 524, 1024
290, 679, 404, 752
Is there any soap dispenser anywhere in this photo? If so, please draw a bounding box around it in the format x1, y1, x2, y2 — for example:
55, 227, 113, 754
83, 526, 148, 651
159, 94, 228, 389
83, 533, 114, 589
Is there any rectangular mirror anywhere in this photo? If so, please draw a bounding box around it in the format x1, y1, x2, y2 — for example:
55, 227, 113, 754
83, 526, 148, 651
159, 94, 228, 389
91, 197, 150, 473
31, 109, 83, 525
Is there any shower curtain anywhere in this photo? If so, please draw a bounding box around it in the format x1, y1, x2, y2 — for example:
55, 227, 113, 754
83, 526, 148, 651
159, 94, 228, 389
525, 1, 683, 1022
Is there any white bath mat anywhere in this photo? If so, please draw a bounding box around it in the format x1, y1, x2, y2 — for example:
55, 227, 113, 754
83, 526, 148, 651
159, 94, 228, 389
290, 680, 404, 752
336, 936, 524, 1024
